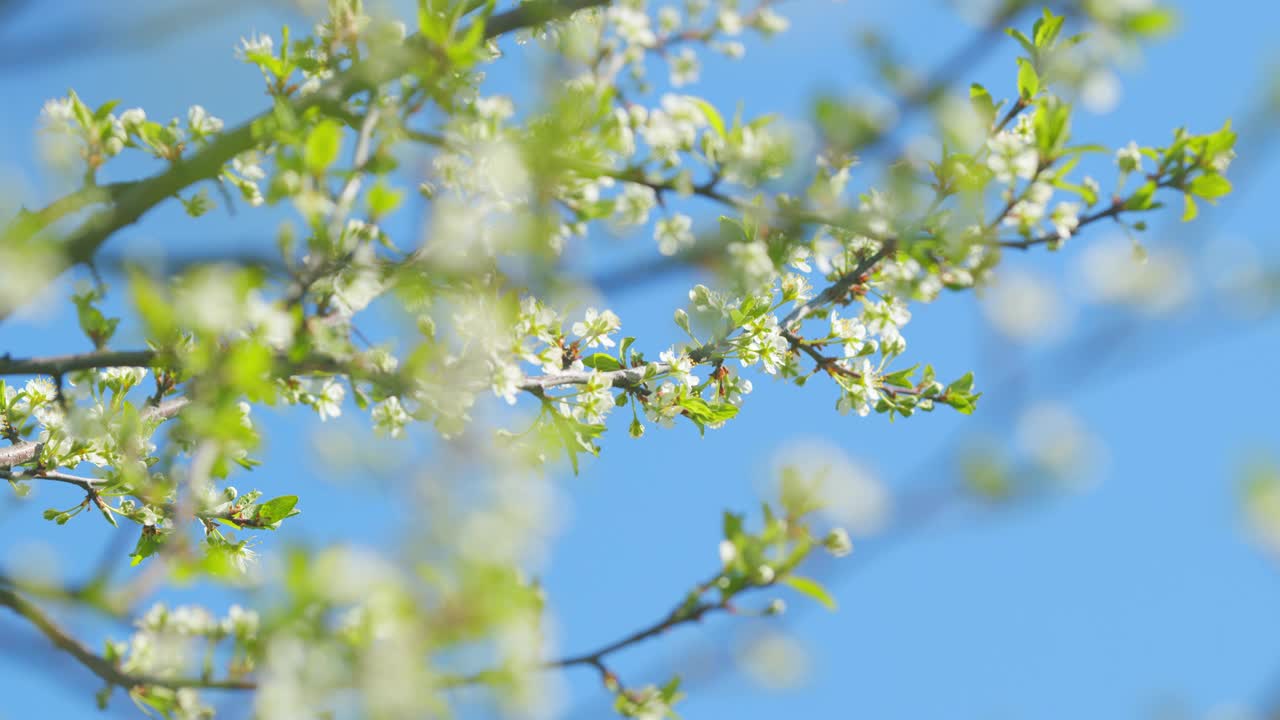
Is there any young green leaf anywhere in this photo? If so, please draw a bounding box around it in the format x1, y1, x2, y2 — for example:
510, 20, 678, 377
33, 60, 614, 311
781, 575, 837, 611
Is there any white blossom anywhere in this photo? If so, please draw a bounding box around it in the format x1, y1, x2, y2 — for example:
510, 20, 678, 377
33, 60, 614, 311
187, 105, 224, 136
229, 542, 258, 574
118, 108, 147, 131
24, 377, 57, 406
657, 6, 681, 33
1004, 181, 1054, 230
1083, 176, 1101, 205
829, 309, 867, 357
247, 292, 295, 348
738, 314, 789, 374
862, 297, 910, 348
780, 273, 812, 303
223, 605, 260, 638
659, 347, 700, 388
1116, 141, 1143, 172
491, 360, 525, 405
987, 130, 1039, 183
474, 95, 515, 123
572, 307, 622, 348
311, 378, 345, 421
1210, 148, 1236, 174
40, 97, 76, 129
100, 366, 147, 390
753, 8, 789, 35
836, 359, 881, 417
1050, 201, 1081, 240
609, 7, 656, 47
823, 528, 853, 557
615, 183, 657, 226
236, 32, 273, 60
655, 213, 695, 256
669, 47, 700, 87
718, 9, 744, 35
643, 382, 683, 427
371, 396, 410, 438
728, 240, 776, 289
718, 539, 737, 566
714, 40, 745, 59
576, 371, 616, 423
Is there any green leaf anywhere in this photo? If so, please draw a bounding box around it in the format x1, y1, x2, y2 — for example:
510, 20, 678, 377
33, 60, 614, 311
256, 495, 299, 524
881, 364, 917, 388
551, 412, 604, 475
946, 371, 974, 396
130, 530, 162, 566
1126, 8, 1177, 37
582, 353, 623, 371
1016, 58, 1040, 101
1188, 172, 1232, 201
1181, 193, 1199, 222
448, 13, 489, 64
366, 180, 404, 218
68, 90, 92, 129
718, 215, 748, 244
781, 575, 837, 611
304, 119, 343, 174
949, 394, 979, 415
1005, 28, 1035, 56
1061, 143, 1108, 155
1032, 97, 1071, 158
1032, 9, 1064, 48
1125, 181, 1158, 211
660, 675, 683, 702
689, 97, 726, 138
678, 396, 739, 433
97, 503, 118, 528
722, 511, 744, 541
94, 100, 122, 122
179, 189, 213, 217
969, 84, 997, 129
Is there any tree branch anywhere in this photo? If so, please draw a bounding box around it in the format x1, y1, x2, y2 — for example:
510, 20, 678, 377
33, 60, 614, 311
0, 585, 254, 691
0, 396, 187, 470
0, 350, 159, 376
543, 597, 722, 676
0, 247, 894, 408
995, 199, 1126, 250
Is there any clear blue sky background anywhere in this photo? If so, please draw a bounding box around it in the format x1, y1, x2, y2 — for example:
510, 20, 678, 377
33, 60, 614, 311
2, 1, 1279, 719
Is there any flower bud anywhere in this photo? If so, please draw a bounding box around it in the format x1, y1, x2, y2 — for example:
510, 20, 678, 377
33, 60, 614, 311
823, 528, 853, 557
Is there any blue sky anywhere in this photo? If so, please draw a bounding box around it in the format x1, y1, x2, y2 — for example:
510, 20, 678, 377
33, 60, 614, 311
2, 1, 1279, 719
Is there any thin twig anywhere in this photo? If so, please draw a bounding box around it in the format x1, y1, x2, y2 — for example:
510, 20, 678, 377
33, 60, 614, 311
329, 107, 382, 241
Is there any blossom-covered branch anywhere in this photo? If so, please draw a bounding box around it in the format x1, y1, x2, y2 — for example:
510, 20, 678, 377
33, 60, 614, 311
0, 396, 187, 470
0, 586, 255, 691
1, 0, 613, 320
